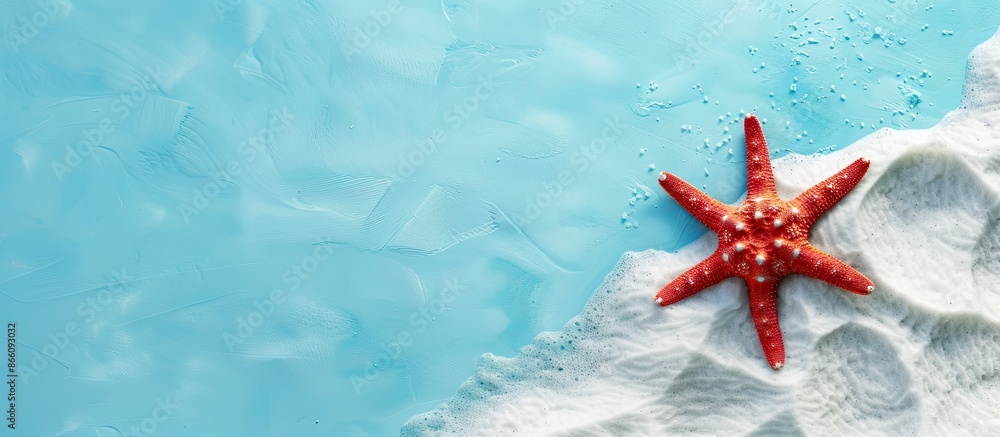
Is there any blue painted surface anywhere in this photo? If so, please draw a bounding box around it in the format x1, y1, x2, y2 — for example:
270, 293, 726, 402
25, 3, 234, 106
0, 0, 997, 435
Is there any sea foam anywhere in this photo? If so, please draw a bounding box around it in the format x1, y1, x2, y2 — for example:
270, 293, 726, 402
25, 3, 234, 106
402, 28, 1000, 436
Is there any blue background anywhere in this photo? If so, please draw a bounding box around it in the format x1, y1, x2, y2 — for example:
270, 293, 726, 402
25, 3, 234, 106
1, 0, 998, 435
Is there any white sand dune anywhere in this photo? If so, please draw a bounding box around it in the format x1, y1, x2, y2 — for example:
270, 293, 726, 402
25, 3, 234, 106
402, 29, 1000, 436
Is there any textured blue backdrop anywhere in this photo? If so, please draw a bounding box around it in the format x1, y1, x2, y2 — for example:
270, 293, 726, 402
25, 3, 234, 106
1, 0, 998, 435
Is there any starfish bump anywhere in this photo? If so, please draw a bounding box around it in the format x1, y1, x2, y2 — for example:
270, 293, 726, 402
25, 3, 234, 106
655, 114, 873, 370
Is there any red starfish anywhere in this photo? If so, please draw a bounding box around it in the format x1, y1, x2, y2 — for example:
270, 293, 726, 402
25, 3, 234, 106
655, 114, 873, 370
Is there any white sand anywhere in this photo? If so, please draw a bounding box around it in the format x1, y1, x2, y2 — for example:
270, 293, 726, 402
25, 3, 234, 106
402, 29, 1000, 436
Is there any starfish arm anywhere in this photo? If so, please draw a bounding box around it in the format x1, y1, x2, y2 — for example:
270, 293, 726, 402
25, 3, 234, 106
744, 114, 778, 199
748, 279, 785, 370
656, 253, 732, 306
791, 245, 874, 295
659, 172, 733, 232
790, 157, 870, 228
